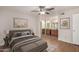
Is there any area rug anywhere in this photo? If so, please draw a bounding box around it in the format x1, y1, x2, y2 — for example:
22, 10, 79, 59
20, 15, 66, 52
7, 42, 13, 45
46, 44, 59, 52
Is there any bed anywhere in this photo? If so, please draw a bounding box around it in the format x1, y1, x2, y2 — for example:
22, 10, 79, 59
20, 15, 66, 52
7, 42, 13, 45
6, 29, 47, 52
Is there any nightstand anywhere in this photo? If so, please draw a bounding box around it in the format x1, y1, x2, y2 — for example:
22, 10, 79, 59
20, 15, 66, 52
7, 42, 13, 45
0, 36, 10, 52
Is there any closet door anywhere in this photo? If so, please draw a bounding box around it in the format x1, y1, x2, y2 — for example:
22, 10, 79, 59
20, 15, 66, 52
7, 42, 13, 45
72, 14, 79, 45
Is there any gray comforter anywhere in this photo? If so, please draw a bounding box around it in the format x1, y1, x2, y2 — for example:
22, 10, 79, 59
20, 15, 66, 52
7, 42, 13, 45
9, 35, 47, 52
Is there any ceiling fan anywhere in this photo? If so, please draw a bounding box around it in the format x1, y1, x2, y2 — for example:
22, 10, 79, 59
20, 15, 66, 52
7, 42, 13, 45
31, 6, 54, 15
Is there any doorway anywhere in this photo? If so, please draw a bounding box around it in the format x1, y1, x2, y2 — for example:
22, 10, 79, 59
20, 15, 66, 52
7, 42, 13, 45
41, 19, 58, 40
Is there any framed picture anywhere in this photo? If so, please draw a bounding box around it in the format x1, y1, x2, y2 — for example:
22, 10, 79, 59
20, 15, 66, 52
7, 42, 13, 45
13, 18, 28, 28
60, 17, 70, 29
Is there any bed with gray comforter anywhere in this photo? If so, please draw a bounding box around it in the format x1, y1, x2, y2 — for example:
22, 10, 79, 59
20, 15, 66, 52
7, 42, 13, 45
8, 29, 47, 52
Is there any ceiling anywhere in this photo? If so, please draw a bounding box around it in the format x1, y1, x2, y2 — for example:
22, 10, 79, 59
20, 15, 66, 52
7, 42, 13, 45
0, 6, 79, 15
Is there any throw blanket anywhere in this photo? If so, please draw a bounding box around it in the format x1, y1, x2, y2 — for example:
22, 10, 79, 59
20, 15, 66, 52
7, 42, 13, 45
9, 35, 47, 52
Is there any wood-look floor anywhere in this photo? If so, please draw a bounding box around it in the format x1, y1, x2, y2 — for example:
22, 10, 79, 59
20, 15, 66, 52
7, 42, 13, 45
42, 35, 79, 52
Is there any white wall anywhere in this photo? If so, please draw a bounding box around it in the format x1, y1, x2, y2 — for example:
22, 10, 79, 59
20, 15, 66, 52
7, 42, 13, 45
0, 9, 39, 45
58, 8, 79, 43
58, 15, 73, 43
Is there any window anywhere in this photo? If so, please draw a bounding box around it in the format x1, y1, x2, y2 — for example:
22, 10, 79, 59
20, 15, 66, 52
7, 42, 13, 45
41, 20, 58, 29
41, 20, 45, 29
51, 23, 58, 29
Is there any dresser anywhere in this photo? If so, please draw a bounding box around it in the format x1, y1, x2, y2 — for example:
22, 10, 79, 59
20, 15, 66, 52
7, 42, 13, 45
42, 29, 58, 37
51, 30, 58, 37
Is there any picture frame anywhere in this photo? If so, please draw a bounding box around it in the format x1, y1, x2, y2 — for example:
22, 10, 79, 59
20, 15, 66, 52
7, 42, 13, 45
13, 17, 28, 28
60, 17, 70, 29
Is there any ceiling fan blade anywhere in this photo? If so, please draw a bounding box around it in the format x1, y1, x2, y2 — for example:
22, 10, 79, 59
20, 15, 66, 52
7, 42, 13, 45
45, 12, 50, 14
39, 6, 45, 9
46, 8, 54, 11
32, 10, 39, 12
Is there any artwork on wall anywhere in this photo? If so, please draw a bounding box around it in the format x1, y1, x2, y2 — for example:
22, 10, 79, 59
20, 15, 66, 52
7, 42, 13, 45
60, 17, 70, 29
13, 18, 28, 28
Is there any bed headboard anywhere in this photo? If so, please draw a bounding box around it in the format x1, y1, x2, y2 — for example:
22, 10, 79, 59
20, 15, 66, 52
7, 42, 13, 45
9, 29, 32, 34
9, 29, 32, 38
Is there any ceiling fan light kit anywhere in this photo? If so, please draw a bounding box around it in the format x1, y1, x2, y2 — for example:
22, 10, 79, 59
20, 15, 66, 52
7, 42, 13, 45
39, 11, 45, 14
32, 6, 55, 15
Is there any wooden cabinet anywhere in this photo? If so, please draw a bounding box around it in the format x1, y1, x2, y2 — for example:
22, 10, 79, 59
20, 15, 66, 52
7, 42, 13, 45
46, 29, 51, 35
42, 29, 51, 35
51, 30, 58, 37
42, 29, 58, 37
42, 29, 45, 34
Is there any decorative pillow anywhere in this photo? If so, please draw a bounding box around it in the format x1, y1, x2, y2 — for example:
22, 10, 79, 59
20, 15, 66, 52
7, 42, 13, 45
22, 31, 31, 35
12, 32, 22, 37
